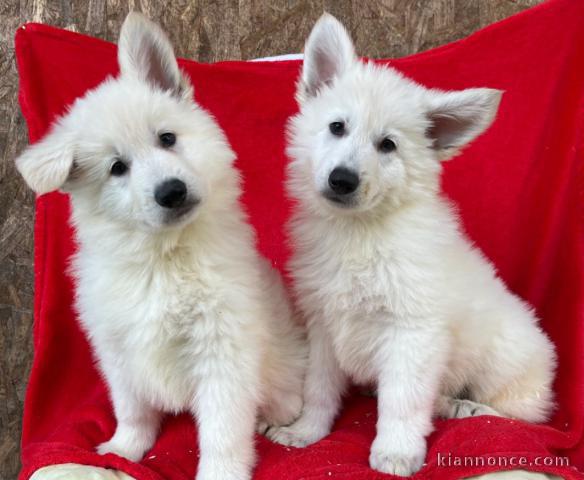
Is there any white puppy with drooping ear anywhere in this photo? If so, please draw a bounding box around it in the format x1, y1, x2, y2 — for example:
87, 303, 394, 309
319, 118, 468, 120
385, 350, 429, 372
266, 13, 556, 477
17, 13, 306, 480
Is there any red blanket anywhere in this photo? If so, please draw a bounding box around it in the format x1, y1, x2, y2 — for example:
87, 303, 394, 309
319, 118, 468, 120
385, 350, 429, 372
15, 0, 584, 478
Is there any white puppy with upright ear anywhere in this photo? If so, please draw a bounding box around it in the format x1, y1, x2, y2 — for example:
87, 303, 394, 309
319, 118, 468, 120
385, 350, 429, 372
267, 13, 556, 477
17, 13, 306, 480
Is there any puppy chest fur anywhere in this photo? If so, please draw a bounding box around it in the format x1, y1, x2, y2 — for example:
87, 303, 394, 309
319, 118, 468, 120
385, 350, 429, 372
74, 245, 264, 412
291, 204, 453, 384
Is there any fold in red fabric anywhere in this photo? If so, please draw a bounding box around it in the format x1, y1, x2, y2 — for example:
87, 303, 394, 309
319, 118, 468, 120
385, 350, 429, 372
14, 0, 584, 478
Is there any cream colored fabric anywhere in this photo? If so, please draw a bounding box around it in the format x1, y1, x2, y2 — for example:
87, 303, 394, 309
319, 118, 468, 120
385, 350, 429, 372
468, 471, 562, 479
30, 464, 563, 480
30, 464, 135, 480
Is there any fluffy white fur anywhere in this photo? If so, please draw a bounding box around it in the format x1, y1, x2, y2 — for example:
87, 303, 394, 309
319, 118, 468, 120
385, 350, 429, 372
266, 13, 557, 477
17, 13, 306, 480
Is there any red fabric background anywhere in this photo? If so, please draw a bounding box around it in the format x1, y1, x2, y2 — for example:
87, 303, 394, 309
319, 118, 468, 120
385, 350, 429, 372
14, 0, 584, 478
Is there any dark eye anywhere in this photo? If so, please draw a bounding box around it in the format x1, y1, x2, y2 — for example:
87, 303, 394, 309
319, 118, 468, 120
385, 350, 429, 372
379, 137, 396, 153
329, 121, 345, 137
159, 132, 176, 148
110, 160, 128, 176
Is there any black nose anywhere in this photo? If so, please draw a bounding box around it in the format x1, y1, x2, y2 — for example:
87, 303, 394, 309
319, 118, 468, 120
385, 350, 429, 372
328, 167, 360, 195
155, 178, 187, 208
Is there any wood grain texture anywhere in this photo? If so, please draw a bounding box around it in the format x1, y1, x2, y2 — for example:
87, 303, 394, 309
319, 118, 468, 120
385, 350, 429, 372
0, 1, 543, 478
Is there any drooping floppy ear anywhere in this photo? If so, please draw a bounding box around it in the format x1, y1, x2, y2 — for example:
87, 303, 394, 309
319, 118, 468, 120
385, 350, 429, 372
299, 13, 357, 101
425, 88, 503, 160
118, 12, 191, 99
15, 125, 75, 195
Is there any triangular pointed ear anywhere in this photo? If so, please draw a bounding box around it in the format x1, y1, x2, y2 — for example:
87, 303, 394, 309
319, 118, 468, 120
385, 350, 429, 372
298, 13, 357, 102
118, 12, 192, 100
425, 88, 503, 160
16, 126, 75, 195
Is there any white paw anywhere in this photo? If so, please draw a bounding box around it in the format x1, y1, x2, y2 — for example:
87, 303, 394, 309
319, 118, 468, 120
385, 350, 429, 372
264, 418, 329, 447
369, 433, 426, 477
369, 449, 425, 477
97, 439, 144, 462
449, 399, 501, 419
256, 395, 303, 436
30, 464, 136, 480
257, 419, 271, 435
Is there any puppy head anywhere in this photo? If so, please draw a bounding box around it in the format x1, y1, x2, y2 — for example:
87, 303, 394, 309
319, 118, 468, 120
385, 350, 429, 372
289, 13, 502, 217
16, 13, 235, 231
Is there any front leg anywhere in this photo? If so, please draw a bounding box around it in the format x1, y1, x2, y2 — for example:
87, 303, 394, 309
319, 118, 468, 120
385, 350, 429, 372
97, 370, 162, 461
266, 319, 347, 447
370, 325, 448, 477
193, 354, 260, 480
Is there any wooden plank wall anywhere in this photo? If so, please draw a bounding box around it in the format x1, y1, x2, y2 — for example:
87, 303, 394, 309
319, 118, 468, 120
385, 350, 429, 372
0, 1, 542, 478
